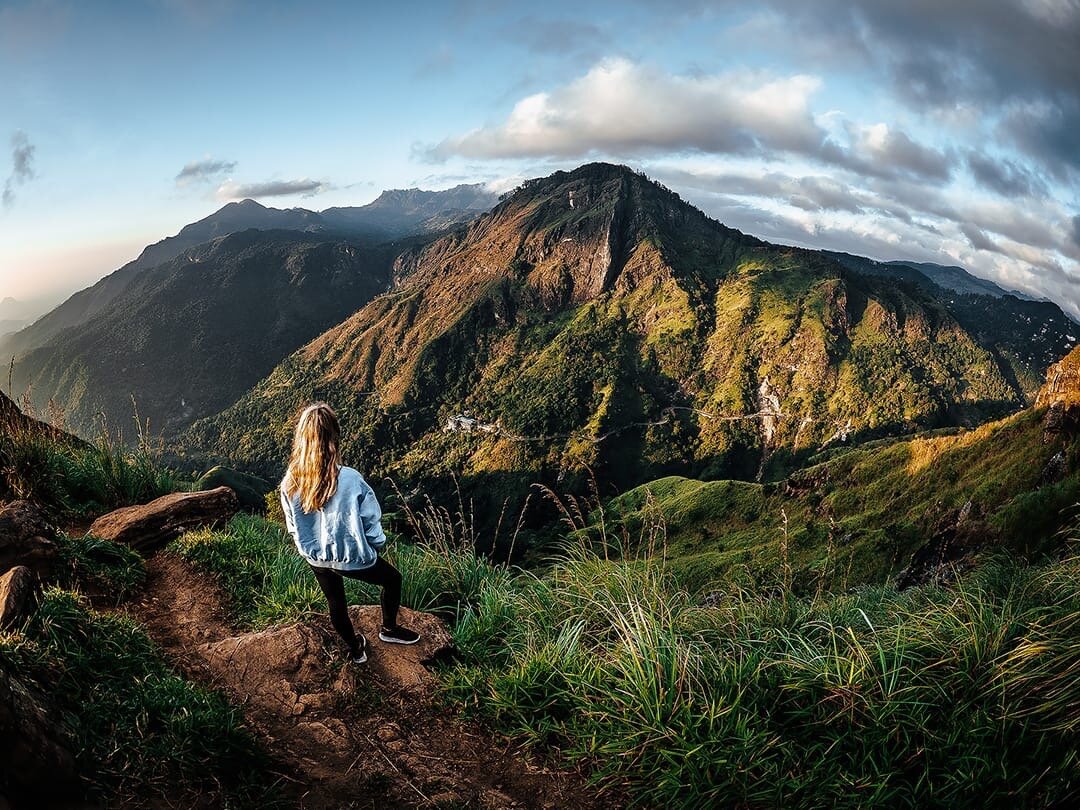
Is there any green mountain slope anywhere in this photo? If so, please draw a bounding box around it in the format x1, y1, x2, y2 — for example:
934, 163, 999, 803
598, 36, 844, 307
187, 164, 1074, 501
610, 345, 1080, 591
13, 230, 402, 436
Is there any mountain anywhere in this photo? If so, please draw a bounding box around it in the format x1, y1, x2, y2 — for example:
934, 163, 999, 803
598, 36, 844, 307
612, 343, 1080, 590
825, 251, 1077, 394
825, 252, 1040, 301
10, 230, 403, 437
186, 164, 1076, 505
322, 183, 498, 235
1, 185, 498, 359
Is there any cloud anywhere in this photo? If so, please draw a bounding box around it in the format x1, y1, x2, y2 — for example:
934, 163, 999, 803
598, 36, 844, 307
3, 131, 36, 207
684, 0, 1080, 177
961, 223, 999, 253
966, 150, 1046, 197
215, 178, 329, 200
426, 58, 831, 161
175, 157, 237, 186
842, 123, 954, 182
506, 16, 610, 60
1073, 215, 1080, 249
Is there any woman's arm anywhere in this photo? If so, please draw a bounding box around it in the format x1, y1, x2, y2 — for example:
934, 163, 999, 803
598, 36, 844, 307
358, 485, 387, 550
280, 488, 297, 537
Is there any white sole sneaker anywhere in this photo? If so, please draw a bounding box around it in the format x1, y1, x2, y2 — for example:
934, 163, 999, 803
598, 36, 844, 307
351, 648, 368, 663
379, 630, 421, 645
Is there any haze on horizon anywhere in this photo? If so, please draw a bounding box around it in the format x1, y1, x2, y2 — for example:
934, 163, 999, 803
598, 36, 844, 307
1, 0, 1078, 317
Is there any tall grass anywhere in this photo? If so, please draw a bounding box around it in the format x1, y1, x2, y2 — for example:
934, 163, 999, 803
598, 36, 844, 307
0, 405, 181, 514
445, 548, 1080, 808
172, 487, 1079, 807
0, 589, 277, 806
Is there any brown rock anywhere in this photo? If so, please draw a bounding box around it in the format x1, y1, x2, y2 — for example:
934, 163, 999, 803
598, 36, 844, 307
0, 566, 37, 630
0, 500, 58, 578
0, 667, 79, 801
199, 622, 331, 715
88, 486, 239, 553
347, 605, 454, 694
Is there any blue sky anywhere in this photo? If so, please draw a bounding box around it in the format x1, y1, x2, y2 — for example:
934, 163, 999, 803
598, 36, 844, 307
2, 0, 1078, 315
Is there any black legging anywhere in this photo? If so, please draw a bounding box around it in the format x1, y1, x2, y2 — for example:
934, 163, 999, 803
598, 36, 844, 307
308, 557, 402, 653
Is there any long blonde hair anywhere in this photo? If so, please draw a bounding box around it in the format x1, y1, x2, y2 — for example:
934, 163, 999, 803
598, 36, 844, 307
282, 402, 342, 513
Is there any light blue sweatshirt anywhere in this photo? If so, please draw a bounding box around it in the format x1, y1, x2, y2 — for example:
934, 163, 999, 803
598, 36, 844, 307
279, 466, 387, 571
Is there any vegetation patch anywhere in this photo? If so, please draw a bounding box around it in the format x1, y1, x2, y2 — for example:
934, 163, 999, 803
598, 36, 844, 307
0, 589, 276, 806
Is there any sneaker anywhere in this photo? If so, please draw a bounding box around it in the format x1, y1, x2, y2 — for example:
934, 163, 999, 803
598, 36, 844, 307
350, 634, 369, 664
379, 625, 421, 645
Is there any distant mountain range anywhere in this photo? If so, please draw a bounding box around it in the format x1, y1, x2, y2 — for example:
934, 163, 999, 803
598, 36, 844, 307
1, 184, 497, 358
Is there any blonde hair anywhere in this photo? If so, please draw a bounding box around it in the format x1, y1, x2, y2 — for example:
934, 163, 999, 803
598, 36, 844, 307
282, 402, 342, 513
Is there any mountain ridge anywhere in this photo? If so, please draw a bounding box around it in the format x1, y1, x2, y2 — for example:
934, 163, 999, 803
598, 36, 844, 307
186, 164, 1076, 505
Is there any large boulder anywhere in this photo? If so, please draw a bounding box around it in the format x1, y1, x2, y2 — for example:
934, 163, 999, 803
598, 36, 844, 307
198, 606, 454, 712
0, 501, 58, 578
0, 667, 79, 802
88, 486, 240, 553
195, 465, 271, 512
0, 566, 37, 630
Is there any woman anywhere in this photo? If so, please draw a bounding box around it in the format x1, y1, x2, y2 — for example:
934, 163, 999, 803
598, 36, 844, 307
280, 402, 420, 663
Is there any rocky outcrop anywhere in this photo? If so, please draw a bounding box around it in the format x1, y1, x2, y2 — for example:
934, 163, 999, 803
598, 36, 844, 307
88, 486, 239, 553
0, 501, 58, 578
0, 566, 37, 630
1036, 346, 1080, 441
897, 500, 994, 588
199, 606, 454, 713
0, 668, 79, 802
0, 391, 86, 448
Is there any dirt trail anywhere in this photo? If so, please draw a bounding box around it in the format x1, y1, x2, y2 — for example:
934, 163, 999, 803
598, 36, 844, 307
127, 553, 608, 809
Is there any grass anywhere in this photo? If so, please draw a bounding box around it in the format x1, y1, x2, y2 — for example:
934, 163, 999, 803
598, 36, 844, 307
0, 405, 182, 515
0, 540, 278, 808
607, 406, 1080, 591
172, 487, 1080, 808
444, 543, 1080, 808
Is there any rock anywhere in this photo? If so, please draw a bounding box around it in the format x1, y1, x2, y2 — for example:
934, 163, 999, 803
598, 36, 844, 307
200, 623, 332, 715
88, 486, 240, 553
1040, 450, 1068, 486
198, 606, 454, 716
0, 566, 37, 630
0, 501, 58, 578
347, 605, 454, 693
1036, 347, 1080, 441
897, 502, 994, 588
0, 667, 79, 802
195, 465, 271, 513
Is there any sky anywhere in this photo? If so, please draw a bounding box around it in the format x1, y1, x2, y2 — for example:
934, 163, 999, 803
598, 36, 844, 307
1, 0, 1078, 317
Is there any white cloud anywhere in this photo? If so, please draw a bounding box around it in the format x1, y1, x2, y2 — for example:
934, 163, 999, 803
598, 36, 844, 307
428, 58, 828, 161
215, 178, 329, 200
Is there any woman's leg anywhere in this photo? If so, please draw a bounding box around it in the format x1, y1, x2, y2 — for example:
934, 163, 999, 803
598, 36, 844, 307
308, 564, 361, 654
342, 557, 402, 629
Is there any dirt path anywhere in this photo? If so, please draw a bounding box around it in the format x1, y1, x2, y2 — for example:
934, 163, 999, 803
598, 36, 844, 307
126, 553, 609, 809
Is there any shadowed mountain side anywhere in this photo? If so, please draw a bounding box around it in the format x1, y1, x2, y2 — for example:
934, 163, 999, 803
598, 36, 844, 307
11, 230, 404, 437
1, 185, 498, 360
186, 164, 1064, 503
